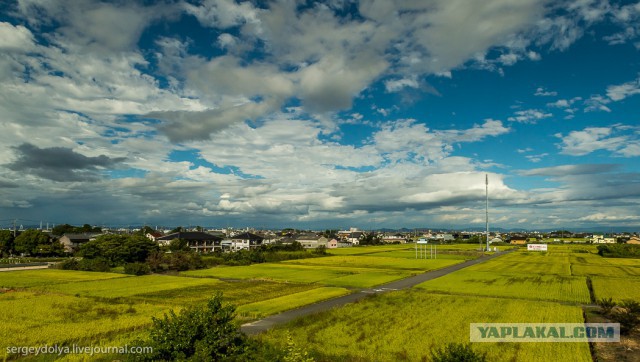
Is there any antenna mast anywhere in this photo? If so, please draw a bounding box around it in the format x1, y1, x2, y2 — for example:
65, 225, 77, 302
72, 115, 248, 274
485, 174, 489, 251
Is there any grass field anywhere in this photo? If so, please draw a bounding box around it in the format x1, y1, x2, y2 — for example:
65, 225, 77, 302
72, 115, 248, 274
259, 291, 591, 362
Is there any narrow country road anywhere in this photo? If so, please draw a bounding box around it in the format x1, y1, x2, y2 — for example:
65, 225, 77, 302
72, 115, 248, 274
241, 248, 515, 335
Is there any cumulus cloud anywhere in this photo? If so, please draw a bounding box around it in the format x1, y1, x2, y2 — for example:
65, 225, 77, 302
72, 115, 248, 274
0, 22, 36, 51
556, 125, 640, 157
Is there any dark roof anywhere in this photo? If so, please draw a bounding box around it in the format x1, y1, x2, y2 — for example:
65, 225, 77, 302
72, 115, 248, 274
156, 232, 223, 242
62, 233, 100, 241
231, 232, 264, 241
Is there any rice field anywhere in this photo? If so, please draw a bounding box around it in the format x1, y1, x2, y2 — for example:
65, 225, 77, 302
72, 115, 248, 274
1, 243, 636, 361
590, 277, 640, 302
259, 291, 591, 362
40, 274, 224, 298
282, 255, 462, 270
182, 263, 413, 288
0, 290, 168, 359
0, 269, 127, 288
237, 287, 350, 319
416, 270, 591, 303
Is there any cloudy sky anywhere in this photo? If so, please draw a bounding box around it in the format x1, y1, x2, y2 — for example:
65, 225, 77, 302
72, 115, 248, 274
1, 0, 640, 230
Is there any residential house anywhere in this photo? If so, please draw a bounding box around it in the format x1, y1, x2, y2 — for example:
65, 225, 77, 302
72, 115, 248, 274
382, 233, 407, 244
295, 233, 329, 249
155, 232, 223, 253
225, 232, 265, 251
326, 239, 338, 249
346, 232, 364, 245
145, 232, 164, 242
59, 233, 101, 253
627, 236, 640, 245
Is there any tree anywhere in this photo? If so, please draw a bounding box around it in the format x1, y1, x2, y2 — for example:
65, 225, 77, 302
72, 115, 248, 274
140, 293, 250, 361
168, 238, 191, 252
14, 229, 51, 255
170, 226, 184, 233
79, 234, 158, 265
0, 230, 14, 255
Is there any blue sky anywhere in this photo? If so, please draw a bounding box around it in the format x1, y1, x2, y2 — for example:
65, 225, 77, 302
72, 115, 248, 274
1, 0, 640, 230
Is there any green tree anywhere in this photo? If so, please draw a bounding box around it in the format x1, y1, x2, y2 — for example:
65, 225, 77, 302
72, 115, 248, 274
168, 238, 191, 252
0, 230, 14, 255
140, 293, 249, 361
79, 234, 158, 265
14, 229, 50, 255
122, 235, 159, 263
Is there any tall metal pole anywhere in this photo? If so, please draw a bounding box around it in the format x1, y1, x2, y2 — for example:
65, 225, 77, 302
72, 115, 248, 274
486, 174, 490, 252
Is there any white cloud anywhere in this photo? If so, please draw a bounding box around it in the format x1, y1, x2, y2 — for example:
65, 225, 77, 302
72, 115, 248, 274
508, 109, 552, 123
384, 78, 420, 93
556, 125, 640, 157
534, 87, 557, 96
606, 76, 640, 101
584, 95, 612, 112
0, 22, 36, 51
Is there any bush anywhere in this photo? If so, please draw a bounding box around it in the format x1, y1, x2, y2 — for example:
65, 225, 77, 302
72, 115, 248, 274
430, 343, 486, 362
610, 299, 640, 335
77, 258, 111, 272
58, 258, 80, 270
597, 297, 616, 316
137, 293, 250, 361
124, 262, 151, 276
313, 245, 327, 255
597, 244, 640, 258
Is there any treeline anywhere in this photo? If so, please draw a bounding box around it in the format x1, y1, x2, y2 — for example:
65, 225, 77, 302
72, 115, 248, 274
597, 244, 640, 258
0, 229, 64, 257
203, 242, 326, 267
59, 234, 327, 275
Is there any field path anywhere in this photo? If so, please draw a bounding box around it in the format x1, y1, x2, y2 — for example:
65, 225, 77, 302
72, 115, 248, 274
241, 249, 515, 335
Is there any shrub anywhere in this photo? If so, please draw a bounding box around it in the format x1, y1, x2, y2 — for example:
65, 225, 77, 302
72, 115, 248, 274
58, 258, 80, 270
124, 262, 151, 276
283, 333, 314, 362
430, 343, 486, 362
313, 245, 327, 255
610, 299, 640, 335
597, 297, 616, 316
138, 293, 249, 361
596, 244, 640, 258
77, 258, 111, 272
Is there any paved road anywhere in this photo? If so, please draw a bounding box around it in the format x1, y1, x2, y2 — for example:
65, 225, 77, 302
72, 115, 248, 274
0, 264, 50, 272
241, 249, 514, 335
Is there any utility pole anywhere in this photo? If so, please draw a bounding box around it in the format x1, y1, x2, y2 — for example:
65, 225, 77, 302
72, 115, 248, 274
13, 219, 17, 238
486, 174, 490, 252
